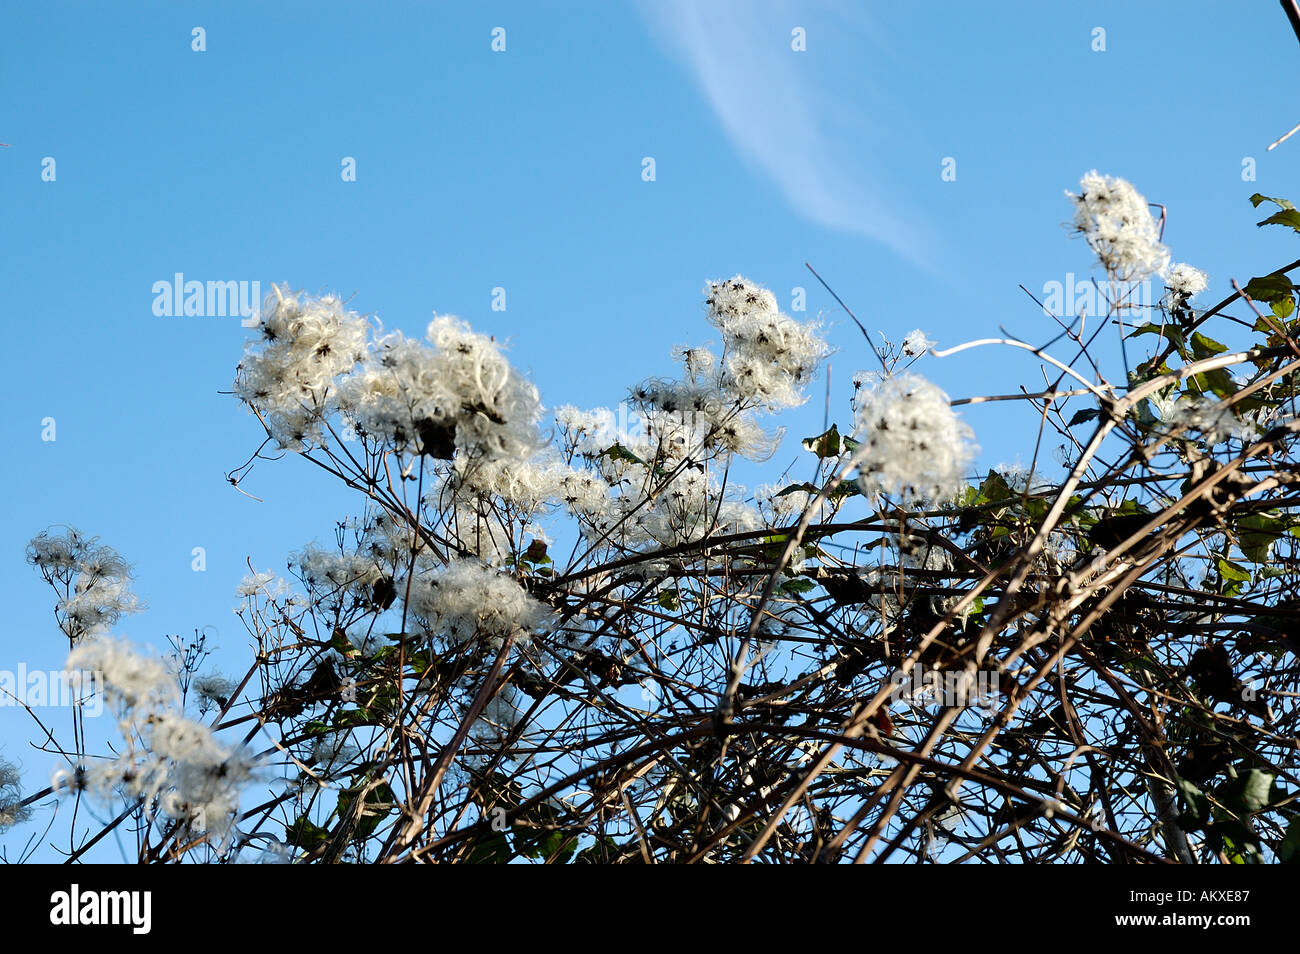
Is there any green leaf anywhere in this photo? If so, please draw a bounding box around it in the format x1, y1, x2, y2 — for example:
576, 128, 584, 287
1272, 296, 1296, 320
1242, 274, 1296, 303
1190, 332, 1228, 358
774, 479, 858, 503
1249, 193, 1298, 211
1222, 769, 1274, 816
1258, 209, 1300, 232
1130, 322, 1185, 351
471, 771, 525, 813
1188, 367, 1238, 400
761, 533, 792, 564
657, 589, 680, 610
513, 802, 576, 863
1236, 513, 1289, 563
360, 682, 400, 722
1068, 408, 1102, 427
464, 829, 512, 864
977, 470, 1015, 504
572, 835, 623, 864
1251, 193, 1300, 234
1130, 397, 1158, 428
778, 577, 817, 595
330, 628, 359, 658
286, 816, 330, 849
1176, 777, 1210, 830
1206, 819, 1264, 864
1216, 557, 1251, 584
600, 443, 644, 465
1279, 817, 1300, 863
407, 650, 432, 675
333, 708, 378, 729
336, 781, 397, 841
526, 828, 572, 862
802, 424, 842, 458
776, 481, 819, 496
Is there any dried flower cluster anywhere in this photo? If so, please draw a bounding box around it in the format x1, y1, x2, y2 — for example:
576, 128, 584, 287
1068, 170, 1170, 281
14, 173, 1300, 865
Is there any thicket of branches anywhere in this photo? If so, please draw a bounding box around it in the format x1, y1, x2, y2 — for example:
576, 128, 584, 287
6, 173, 1300, 864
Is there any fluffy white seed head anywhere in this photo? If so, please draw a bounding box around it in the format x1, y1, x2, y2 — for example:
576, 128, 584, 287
1167, 396, 1255, 444
852, 373, 978, 506
901, 330, 935, 357
233, 285, 369, 451
0, 758, 30, 832
193, 673, 237, 713
1165, 262, 1209, 301
406, 559, 553, 645
57, 638, 258, 842
705, 276, 829, 409
337, 316, 544, 462
26, 529, 142, 643
1067, 171, 1170, 281
66, 636, 179, 712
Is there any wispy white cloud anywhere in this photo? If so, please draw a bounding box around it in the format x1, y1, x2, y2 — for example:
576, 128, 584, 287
638, 0, 927, 264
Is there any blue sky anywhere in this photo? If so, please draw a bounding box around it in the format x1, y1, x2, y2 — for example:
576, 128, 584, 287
4, 0, 1300, 858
